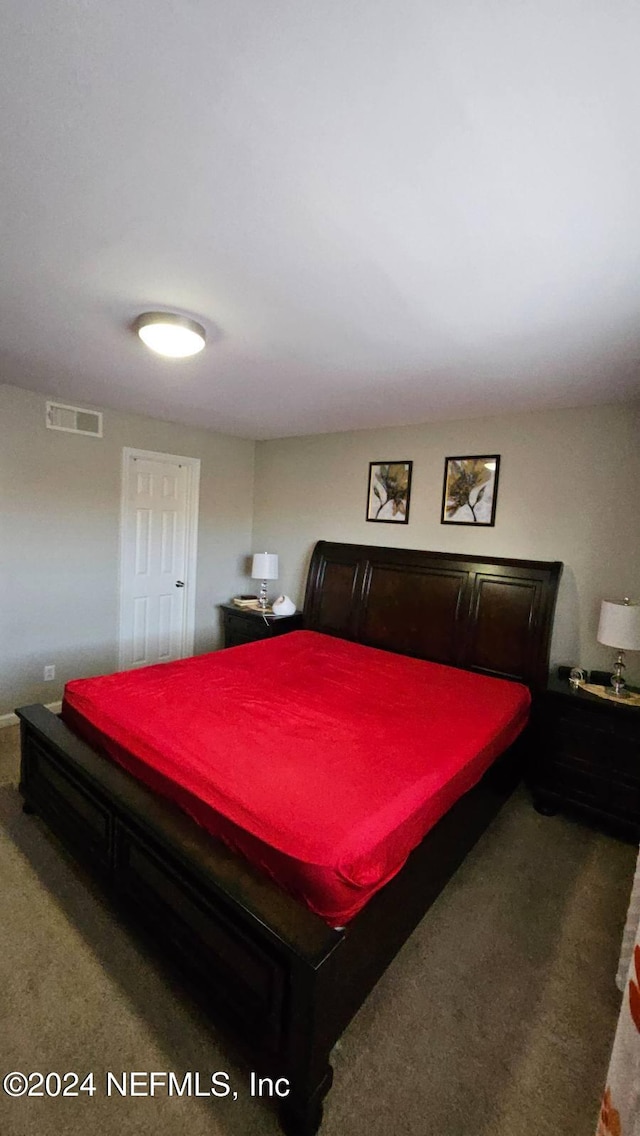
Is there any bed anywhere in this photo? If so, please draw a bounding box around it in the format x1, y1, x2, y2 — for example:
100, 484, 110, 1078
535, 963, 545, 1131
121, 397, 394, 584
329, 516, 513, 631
16, 541, 562, 1135
60, 630, 532, 926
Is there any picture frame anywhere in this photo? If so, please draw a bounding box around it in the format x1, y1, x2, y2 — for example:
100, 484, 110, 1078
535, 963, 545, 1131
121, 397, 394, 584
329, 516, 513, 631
366, 461, 413, 524
441, 454, 500, 526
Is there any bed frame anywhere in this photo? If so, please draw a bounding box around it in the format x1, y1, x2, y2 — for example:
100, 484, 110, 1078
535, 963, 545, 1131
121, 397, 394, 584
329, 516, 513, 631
16, 541, 561, 1135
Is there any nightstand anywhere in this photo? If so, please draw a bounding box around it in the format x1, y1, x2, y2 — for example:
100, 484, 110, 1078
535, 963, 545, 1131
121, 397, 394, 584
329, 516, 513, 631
220, 603, 304, 649
531, 674, 640, 841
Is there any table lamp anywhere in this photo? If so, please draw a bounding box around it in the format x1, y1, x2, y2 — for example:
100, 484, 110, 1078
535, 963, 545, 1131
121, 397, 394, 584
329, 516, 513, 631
596, 597, 640, 697
251, 552, 278, 612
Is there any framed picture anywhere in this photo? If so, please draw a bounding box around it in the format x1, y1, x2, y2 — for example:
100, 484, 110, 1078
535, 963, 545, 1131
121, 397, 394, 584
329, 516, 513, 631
441, 455, 500, 526
366, 461, 413, 523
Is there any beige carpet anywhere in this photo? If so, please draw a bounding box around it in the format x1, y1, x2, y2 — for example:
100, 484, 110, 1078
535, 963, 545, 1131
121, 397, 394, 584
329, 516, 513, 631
0, 722, 635, 1136
0, 723, 20, 787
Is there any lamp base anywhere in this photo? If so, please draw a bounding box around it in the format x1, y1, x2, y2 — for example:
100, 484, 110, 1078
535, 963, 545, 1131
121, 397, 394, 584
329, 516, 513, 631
258, 579, 269, 612
610, 684, 630, 699
609, 650, 628, 697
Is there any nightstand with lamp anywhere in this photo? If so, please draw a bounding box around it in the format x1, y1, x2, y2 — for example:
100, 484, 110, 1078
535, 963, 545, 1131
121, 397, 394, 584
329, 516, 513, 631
220, 550, 304, 648
531, 595, 640, 840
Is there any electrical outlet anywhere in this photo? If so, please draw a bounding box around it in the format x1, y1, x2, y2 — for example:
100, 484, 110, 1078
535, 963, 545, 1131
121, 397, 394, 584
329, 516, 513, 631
44, 665, 55, 681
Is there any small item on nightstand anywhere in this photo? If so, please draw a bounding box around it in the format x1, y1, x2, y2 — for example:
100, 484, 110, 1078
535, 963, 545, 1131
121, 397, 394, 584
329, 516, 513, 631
569, 667, 587, 689
272, 595, 296, 616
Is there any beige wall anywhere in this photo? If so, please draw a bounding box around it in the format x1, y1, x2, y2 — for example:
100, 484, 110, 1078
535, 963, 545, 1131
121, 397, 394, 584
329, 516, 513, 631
1, 384, 255, 715
3, 389, 638, 716
252, 403, 640, 684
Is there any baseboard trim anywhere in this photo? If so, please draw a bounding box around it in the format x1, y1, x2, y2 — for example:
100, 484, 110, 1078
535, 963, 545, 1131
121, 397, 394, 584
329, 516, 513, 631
0, 701, 62, 729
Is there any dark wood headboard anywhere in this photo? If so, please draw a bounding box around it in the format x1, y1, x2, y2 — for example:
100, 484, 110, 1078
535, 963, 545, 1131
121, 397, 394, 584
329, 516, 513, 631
303, 541, 562, 691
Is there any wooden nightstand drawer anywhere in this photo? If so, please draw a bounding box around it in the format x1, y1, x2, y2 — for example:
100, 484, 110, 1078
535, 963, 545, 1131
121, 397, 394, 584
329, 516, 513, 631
608, 779, 640, 822
531, 676, 640, 839
223, 611, 272, 646
220, 604, 304, 649
550, 761, 612, 810
552, 712, 640, 781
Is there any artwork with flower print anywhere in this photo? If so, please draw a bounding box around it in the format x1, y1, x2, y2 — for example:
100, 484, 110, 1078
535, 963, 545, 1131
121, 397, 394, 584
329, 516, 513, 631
441, 455, 500, 526
366, 462, 412, 524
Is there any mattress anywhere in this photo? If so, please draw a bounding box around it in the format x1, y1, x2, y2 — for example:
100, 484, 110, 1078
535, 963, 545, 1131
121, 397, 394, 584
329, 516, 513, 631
61, 630, 530, 925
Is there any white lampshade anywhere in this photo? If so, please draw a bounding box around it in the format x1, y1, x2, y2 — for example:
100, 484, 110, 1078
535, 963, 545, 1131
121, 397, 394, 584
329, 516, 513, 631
251, 552, 278, 581
597, 600, 640, 650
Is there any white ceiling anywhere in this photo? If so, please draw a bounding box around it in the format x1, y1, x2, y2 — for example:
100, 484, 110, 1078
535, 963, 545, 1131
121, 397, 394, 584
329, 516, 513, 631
1, 1, 639, 439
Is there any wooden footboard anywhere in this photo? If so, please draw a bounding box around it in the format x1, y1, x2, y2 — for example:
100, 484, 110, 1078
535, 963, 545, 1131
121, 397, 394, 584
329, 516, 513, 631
17, 702, 525, 1135
18, 704, 343, 1135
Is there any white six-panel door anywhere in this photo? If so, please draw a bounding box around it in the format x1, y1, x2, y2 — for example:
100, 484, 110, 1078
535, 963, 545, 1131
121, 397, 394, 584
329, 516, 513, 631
119, 449, 200, 670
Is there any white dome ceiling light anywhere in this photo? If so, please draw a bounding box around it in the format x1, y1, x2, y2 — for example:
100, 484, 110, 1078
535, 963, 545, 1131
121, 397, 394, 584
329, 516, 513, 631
134, 312, 206, 358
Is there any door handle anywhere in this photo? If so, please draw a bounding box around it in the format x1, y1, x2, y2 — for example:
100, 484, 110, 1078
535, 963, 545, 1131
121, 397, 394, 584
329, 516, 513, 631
175, 580, 185, 588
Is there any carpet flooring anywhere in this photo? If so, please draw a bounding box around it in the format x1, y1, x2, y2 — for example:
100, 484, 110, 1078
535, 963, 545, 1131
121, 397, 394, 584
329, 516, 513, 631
0, 723, 635, 1136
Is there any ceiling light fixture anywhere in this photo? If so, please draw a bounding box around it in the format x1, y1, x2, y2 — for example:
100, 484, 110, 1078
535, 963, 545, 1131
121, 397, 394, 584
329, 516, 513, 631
134, 312, 206, 358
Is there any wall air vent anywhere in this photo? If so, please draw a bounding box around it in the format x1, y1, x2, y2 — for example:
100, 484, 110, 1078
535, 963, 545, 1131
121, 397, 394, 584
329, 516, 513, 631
46, 401, 103, 437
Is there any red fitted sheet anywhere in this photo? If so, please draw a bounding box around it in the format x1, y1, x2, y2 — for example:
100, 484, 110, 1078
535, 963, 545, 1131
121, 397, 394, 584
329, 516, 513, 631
61, 631, 530, 925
